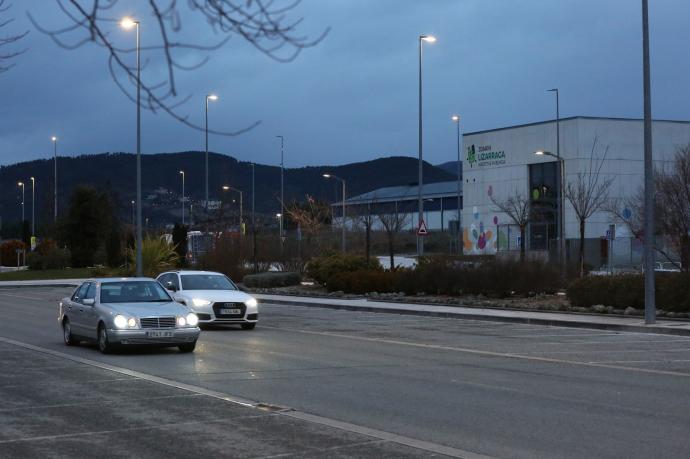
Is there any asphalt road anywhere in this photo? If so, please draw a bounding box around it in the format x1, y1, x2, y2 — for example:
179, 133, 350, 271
1, 287, 689, 458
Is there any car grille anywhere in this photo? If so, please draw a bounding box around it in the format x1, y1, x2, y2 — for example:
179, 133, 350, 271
212, 302, 246, 319
140, 317, 177, 328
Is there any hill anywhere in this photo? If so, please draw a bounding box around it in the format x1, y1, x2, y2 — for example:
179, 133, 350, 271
0, 152, 455, 226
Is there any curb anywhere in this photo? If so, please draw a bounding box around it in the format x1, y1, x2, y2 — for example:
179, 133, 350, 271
258, 298, 690, 337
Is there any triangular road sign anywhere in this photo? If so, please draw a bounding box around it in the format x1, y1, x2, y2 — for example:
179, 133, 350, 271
417, 219, 429, 236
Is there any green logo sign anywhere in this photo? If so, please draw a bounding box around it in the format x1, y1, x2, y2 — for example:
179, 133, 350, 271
466, 144, 477, 167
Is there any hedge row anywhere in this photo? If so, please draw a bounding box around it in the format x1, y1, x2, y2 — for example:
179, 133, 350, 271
243, 271, 301, 288
324, 256, 562, 297
567, 273, 690, 312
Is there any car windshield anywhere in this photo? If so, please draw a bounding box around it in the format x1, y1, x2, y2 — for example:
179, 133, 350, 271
100, 281, 172, 303
181, 274, 237, 291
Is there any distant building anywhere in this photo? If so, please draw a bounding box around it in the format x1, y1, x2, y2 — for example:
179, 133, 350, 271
333, 181, 463, 232
462, 116, 690, 266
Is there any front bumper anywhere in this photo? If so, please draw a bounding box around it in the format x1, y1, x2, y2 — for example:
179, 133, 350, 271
109, 327, 200, 346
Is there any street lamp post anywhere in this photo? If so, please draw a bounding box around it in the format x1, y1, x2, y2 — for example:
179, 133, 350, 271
30, 177, 35, 236
222, 185, 243, 233
417, 34, 436, 257
323, 174, 346, 253
276, 135, 284, 247
18, 181, 25, 223
205, 94, 218, 213
121, 17, 143, 277
52, 136, 58, 221
548, 88, 566, 276
641, 0, 655, 324
452, 115, 462, 254
179, 170, 185, 225
131, 200, 135, 227
251, 162, 256, 271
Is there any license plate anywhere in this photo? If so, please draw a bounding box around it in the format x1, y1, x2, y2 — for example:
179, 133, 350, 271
146, 331, 174, 338
220, 308, 241, 315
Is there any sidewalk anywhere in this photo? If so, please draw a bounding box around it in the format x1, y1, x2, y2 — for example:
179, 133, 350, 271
254, 293, 690, 337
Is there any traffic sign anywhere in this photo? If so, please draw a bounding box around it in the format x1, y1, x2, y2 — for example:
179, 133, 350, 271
417, 219, 428, 236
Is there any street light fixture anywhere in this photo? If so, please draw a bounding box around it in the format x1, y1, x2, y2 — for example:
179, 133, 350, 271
323, 173, 347, 253
276, 135, 285, 247
222, 185, 243, 234
121, 16, 143, 277
451, 115, 462, 254
205, 94, 218, 212
30, 177, 35, 237
417, 33, 436, 257
51, 136, 58, 221
179, 170, 185, 226
17, 182, 25, 222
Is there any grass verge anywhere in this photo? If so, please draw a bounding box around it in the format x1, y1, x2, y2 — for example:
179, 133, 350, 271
0, 268, 95, 281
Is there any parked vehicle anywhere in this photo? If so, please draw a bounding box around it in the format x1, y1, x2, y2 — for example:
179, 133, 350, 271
59, 278, 200, 353
156, 270, 259, 329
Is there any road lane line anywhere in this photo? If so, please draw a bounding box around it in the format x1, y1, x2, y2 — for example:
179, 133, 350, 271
0, 336, 489, 459
258, 325, 690, 378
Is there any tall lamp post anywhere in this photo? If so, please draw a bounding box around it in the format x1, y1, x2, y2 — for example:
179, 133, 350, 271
251, 162, 256, 271
451, 115, 462, 254
222, 185, 243, 233
131, 200, 135, 227
18, 182, 25, 222
323, 174, 346, 253
276, 135, 285, 247
120, 17, 143, 277
205, 94, 218, 212
30, 177, 35, 237
547, 88, 566, 276
51, 136, 58, 221
179, 170, 185, 225
641, 0, 655, 324
417, 34, 436, 257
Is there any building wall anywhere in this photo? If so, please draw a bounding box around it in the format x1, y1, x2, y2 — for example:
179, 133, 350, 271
462, 118, 690, 259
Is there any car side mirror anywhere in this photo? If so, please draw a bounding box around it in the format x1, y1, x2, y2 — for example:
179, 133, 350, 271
83, 299, 95, 306
166, 282, 177, 292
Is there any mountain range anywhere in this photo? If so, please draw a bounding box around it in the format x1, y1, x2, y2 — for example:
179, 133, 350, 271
0, 152, 455, 226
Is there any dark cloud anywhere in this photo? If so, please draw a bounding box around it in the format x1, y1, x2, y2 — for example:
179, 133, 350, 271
1, 0, 689, 168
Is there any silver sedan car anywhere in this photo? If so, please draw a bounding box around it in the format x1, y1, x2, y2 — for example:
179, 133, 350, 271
59, 278, 201, 353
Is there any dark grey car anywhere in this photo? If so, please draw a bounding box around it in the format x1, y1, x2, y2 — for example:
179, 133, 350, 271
58, 278, 201, 353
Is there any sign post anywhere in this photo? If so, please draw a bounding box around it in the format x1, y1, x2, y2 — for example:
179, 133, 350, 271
417, 219, 428, 237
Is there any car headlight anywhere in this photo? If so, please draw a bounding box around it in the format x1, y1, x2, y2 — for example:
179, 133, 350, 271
177, 316, 187, 327
187, 313, 199, 327
127, 318, 137, 328
114, 315, 128, 329
192, 298, 212, 307
245, 298, 258, 308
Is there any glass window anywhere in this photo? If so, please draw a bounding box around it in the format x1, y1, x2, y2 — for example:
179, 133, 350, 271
100, 281, 172, 303
83, 283, 96, 301
181, 274, 237, 291
72, 283, 89, 301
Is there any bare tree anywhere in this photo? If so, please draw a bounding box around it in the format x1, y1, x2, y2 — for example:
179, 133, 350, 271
353, 201, 376, 265
565, 138, 614, 276
285, 195, 330, 255
376, 202, 408, 271
0, 0, 28, 74
30, 1, 328, 134
607, 145, 690, 272
490, 191, 530, 262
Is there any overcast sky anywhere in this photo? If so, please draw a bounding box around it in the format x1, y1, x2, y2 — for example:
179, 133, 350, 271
1, 0, 689, 168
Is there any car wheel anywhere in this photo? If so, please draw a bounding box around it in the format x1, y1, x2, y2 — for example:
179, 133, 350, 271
97, 324, 113, 354
178, 341, 197, 353
241, 323, 256, 330
62, 319, 78, 346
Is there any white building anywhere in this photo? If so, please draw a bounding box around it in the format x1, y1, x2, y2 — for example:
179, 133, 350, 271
462, 116, 690, 266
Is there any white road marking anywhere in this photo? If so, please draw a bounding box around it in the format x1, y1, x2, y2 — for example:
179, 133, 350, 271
259, 325, 690, 378
0, 336, 489, 459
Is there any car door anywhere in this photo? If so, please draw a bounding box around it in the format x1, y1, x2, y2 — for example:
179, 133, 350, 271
68, 283, 90, 336
81, 282, 98, 339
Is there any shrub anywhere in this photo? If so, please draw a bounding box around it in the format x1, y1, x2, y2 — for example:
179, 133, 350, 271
198, 233, 248, 281
307, 254, 381, 286
567, 273, 690, 312
0, 240, 27, 266
126, 236, 178, 277
26, 247, 71, 270
243, 272, 301, 288
327, 270, 395, 294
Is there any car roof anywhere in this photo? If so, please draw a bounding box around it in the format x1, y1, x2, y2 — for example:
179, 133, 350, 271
90, 277, 157, 284
164, 270, 227, 276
